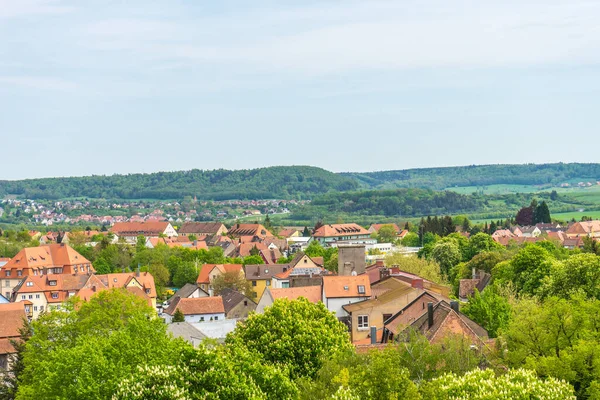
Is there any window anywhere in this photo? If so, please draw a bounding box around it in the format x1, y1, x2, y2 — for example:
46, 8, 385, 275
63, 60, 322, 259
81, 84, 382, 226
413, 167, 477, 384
74, 266, 78, 273
49, 281, 57, 286
34, 306, 38, 311
51, 293, 58, 299
252, 281, 257, 287
17, 271, 22, 277
282, 282, 290, 288
36, 294, 40, 299
243, 300, 248, 306
5, 280, 9, 287
26, 282, 33, 287
39, 306, 44, 312
21, 295, 25, 300
145, 289, 150, 294
266, 280, 271, 287
214, 316, 218, 320
28, 295, 32, 299
200, 317, 205, 322
383, 314, 392, 322
357, 315, 369, 329
5, 271, 10, 277
357, 285, 366, 294
343, 286, 349, 291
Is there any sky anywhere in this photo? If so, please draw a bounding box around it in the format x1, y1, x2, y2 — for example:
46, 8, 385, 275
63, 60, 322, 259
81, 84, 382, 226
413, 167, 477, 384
1, 0, 599, 180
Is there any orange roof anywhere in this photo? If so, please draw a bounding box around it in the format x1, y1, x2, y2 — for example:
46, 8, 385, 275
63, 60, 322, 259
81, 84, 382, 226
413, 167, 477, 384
165, 296, 225, 316
322, 275, 371, 298
0, 302, 26, 339
313, 223, 370, 238
96, 272, 157, 298
196, 264, 243, 284
3, 244, 92, 272
278, 228, 299, 238
110, 221, 171, 235
270, 286, 322, 304
238, 242, 269, 258
370, 224, 401, 234
228, 224, 273, 238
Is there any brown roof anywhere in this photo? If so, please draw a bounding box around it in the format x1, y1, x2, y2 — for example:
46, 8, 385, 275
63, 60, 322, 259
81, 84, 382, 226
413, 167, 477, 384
0, 303, 27, 340
244, 264, 288, 280
196, 264, 243, 285
178, 222, 226, 235
369, 224, 401, 234
566, 221, 600, 235
313, 223, 371, 238
165, 296, 225, 316
322, 275, 371, 298
96, 272, 157, 298
110, 221, 171, 235
278, 228, 299, 238
3, 244, 92, 272
228, 224, 273, 238
270, 286, 322, 304
220, 288, 255, 313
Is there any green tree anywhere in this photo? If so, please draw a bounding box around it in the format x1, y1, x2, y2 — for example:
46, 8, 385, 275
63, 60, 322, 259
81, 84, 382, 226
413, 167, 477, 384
172, 308, 185, 323
461, 284, 512, 338
377, 224, 397, 243
212, 271, 253, 298
466, 233, 502, 260
302, 226, 311, 237
533, 200, 551, 224
172, 261, 198, 288
0, 319, 32, 400
419, 368, 575, 400
430, 241, 461, 277
384, 254, 444, 284
502, 244, 555, 295
242, 255, 264, 266
401, 232, 420, 247
16, 289, 189, 400
226, 298, 352, 379
543, 253, 600, 299
305, 240, 326, 258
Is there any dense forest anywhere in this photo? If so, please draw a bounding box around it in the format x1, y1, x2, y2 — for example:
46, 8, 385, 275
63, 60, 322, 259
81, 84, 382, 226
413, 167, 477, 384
1, 163, 599, 201
0, 166, 358, 201
344, 163, 600, 190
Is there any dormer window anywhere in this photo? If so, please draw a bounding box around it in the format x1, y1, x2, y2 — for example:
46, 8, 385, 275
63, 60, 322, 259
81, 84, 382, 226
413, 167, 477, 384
344, 286, 349, 291
51, 292, 58, 299
358, 285, 366, 294
17, 271, 22, 277
26, 282, 33, 287
145, 289, 150, 294
49, 280, 57, 286
5, 271, 10, 277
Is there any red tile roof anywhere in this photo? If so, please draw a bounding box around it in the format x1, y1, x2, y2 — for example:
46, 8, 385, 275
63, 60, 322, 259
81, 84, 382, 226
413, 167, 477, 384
322, 275, 371, 298
110, 222, 171, 235
269, 286, 322, 304
0, 303, 26, 339
165, 296, 225, 316
313, 223, 370, 238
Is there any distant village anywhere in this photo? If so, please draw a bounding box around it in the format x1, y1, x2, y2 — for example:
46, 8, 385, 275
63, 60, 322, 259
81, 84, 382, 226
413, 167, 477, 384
2, 215, 600, 371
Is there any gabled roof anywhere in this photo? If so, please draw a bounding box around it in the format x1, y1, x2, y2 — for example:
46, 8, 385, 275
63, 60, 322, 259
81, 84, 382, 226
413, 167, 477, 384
407, 300, 488, 343
369, 224, 401, 234
165, 296, 225, 316
269, 286, 322, 304
228, 224, 273, 238
313, 223, 371, 238
278, 228, 299, 238
244, 264, 288, 280
173, 283, 207, 300
220, 288, 256, 314
566, 221, 600, 235
110, 221, 171, 235
96, 272, 157, 298
322, 275, 371, 298
3, 244, 92, 271
196, 264, 243, 284
0, 302, 27, 339
167, 322, 207, 343
178, 222, 226, 235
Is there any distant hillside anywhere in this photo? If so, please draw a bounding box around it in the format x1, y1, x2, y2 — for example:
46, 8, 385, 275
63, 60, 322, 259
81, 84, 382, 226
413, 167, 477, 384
343, 163, 600, 190
0, 166, 358, 201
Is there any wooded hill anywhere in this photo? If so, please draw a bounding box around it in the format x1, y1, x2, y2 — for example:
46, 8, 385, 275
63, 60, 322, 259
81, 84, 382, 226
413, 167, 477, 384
1, 163, 599, 201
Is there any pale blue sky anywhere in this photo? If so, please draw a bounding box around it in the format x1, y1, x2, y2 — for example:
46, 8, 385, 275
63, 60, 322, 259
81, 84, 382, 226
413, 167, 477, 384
1, 0, 599, 179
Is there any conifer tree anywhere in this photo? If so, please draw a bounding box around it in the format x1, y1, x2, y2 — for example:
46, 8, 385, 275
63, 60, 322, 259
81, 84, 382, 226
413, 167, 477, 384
172, 308, 185, 323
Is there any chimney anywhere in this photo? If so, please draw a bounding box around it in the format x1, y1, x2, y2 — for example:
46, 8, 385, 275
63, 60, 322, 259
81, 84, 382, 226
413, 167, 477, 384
375, 259, 384, 268
379, 268, 390, 281
450, 301, 459, 313
411, 278, 423, 289
427, 302, 434, 329
370, 326, 377, 345
472, 267, 477, 280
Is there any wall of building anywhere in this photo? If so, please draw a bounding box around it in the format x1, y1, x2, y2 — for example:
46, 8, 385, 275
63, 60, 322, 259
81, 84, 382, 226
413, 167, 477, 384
338, 245, 366, 276
326, 297, 368, 318
226, 300, 256, 319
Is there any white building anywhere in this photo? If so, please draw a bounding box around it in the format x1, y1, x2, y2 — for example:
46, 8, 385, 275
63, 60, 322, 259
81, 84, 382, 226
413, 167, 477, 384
321, 275, 371, 317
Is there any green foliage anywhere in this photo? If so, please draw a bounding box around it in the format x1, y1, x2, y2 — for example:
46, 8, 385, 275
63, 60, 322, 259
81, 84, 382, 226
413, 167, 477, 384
172, 308, 185, 323
171, 261, 198, 288
16, 289, 190, 400
225, 298, 352, 380
466, 233, 502, 260
430, 241, 461, 277
401, 232, 420, 247
496, 244, 555, 295
419, 368, 575, 399
384, 254, 444, 284
242, 255, 264, 266
212, 270, 253, 298
462, 284, 512, 338
0, 166, 358, 201
304, 240, 326, 257
542, 253, 600, 299
376, 224, 397, 243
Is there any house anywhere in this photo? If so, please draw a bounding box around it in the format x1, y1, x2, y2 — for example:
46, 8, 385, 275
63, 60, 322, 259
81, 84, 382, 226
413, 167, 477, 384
312, 223, 373, 246
163, 296, 225, 324
278, 228, 300, 238
146, 237, 208, 250
227, 224, 273, 239
517, 226, 541, 238
368, 224, 402, 236
491, 229, 515, 240
566, 221, 600, 238
196, 264, 244, 295
167, 283, 208, 305
342, 277, 448, 343
256, 286, 322, 313
167, 322, 207, 347
563, 237, 585, 249
95, 272, 158, 308
1, 244, 94, 301
385, 300, 489, 348
322, 275, 371, 318
178, 222, 228, 237
0, 293, 9, 304
382, 267, 451, 298
244, 264, 289, 300
0, 302, 27, 371
458, 269, 491, 301
220, 288, 256, 319
271, 252, 327, 289
190, 319, 237, 342
110, 221, 177, 242
237, 242, 282, 264
535, 223, 562, 232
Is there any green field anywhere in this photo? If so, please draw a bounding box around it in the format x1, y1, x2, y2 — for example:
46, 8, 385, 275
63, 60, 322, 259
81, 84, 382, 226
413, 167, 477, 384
551, 210, 600, 222
446, 182, 600, 197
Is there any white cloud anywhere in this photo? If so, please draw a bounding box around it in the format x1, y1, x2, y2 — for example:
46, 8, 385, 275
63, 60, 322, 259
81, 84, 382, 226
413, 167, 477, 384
0, 76, 76, 91
0, 0, 72, 18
